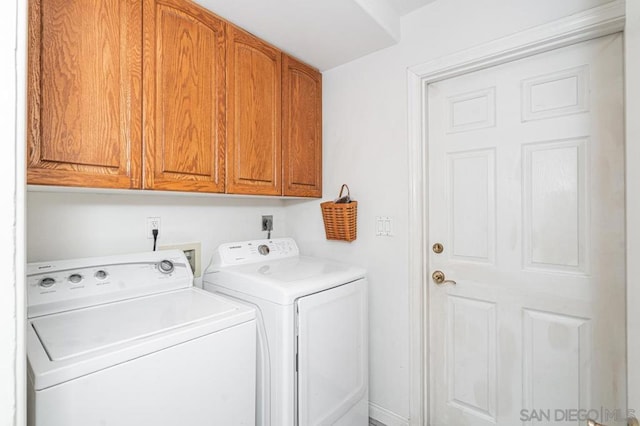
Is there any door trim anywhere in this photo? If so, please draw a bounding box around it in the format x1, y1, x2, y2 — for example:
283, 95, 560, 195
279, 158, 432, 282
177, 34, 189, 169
406, 2, 625, 424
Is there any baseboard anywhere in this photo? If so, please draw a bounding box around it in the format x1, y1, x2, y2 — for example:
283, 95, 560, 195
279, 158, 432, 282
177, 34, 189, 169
369, 402, 409, 426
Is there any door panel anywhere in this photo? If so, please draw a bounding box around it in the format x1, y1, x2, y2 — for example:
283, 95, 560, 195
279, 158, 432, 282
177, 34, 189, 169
143, 0, 226, 192
226, 26, 282, 195
446, 296, 497, 421
448, 149, 496, 264
428, 34, 625, 426
27, 0, 142, 188
522, 309, 591, 419
282, 55, 322, 197
522, 139, 588, 273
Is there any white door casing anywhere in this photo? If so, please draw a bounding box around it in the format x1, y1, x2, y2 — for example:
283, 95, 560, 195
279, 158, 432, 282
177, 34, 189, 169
426, 34, 624, 426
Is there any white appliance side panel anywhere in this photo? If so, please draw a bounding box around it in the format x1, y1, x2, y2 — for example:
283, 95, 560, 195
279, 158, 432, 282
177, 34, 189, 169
30, 321, 256, 426
296, 278, 368, 426
203, 284, 297, 426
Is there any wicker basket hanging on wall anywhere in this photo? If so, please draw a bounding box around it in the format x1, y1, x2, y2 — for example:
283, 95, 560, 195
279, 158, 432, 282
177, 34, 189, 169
320, 184, 358, 242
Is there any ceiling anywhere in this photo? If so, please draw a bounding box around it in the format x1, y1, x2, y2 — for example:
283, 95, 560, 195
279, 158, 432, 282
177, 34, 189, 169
194, 0, 435, 71
392, 0, 435, 15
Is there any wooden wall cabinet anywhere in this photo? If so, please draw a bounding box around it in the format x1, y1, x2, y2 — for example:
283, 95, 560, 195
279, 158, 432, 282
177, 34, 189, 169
143, 0, 226, 193
27, 0, 142, 189
28, 0, 322, 198
282, 55, 322, 197
226, 26, 283, 195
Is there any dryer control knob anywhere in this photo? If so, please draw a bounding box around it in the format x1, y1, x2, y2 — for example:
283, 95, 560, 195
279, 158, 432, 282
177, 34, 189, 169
258, 245, 270, 255
158, 260, 174, 274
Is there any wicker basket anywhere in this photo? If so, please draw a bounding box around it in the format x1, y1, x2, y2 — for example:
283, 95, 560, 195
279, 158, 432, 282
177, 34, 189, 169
320, 184, 358, 242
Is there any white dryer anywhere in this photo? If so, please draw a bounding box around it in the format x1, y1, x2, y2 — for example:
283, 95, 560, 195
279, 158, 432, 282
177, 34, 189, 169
27, 250, 256, 426
203, 238, 368, 426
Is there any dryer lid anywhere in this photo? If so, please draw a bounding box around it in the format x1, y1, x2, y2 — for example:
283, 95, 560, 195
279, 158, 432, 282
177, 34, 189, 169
31, 288, 246, 361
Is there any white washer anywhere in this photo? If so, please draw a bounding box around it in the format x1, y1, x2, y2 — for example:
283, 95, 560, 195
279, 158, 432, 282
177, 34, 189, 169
203, 238, 368, 426
27, 250, 256, 426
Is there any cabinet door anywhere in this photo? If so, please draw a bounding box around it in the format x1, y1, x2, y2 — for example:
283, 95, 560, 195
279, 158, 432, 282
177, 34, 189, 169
143, 0, 226, 193
282, 56, 322, 197
227, 26, 282, 195
27, 0, 142, 189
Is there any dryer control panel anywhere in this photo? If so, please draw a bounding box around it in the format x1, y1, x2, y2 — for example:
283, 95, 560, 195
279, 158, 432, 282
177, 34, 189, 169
213, 238, 299, 267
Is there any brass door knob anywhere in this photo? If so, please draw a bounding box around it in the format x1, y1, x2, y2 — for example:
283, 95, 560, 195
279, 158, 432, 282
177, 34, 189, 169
432, 270, 456, 285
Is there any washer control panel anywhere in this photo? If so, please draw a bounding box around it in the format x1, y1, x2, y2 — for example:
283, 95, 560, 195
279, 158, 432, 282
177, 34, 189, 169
214, 238, 299, 267
158, 259, 175, 274
27, 250, 192, 318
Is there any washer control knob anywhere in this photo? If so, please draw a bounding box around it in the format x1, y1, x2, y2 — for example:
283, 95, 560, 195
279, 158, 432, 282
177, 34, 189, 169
158, 260, 174, 274
95, 270, 108, 280
39, 277, 56, 288
258, 244, 270, 256
68, 273, 83, 284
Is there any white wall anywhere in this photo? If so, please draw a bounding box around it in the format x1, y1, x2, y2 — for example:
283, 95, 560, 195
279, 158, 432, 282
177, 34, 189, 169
626, 0, 640, 412
286, 0, 615, 423
1, 0, 23, 425
27, 191, 287, 286
0, 8, 17, 425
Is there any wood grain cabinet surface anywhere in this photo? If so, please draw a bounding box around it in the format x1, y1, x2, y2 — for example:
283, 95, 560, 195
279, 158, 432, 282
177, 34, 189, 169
27, 0, 143, 189
28, 0, 322, 197
143, 0, 226, 193
226, 25, 283, 196
282, 55, 322, 197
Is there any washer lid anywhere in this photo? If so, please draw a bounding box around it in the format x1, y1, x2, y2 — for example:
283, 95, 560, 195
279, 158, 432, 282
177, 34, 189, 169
31, 288, 242, 361
204, 256, 366, 305
28, 288, 255, 391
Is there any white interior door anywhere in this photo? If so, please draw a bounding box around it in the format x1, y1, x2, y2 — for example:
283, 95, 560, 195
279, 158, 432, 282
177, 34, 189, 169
427, 34, 625, 426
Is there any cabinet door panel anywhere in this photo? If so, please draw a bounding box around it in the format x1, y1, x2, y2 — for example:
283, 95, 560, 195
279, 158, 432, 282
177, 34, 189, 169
283, 55, 322, 197
227, 26, 282, 195
143, 0, 226, 192
27, 0, 142, 188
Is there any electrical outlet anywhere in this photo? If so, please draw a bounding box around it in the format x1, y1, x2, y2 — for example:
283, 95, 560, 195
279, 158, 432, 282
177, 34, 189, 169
159, 242, 201, 277
262, 215, 273, 232
146, 217, 161, 239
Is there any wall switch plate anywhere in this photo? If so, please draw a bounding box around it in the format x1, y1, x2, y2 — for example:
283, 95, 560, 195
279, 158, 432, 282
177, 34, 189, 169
375, 216, 393, 237
159, 242, 202, 277
146, 217, 161, 239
